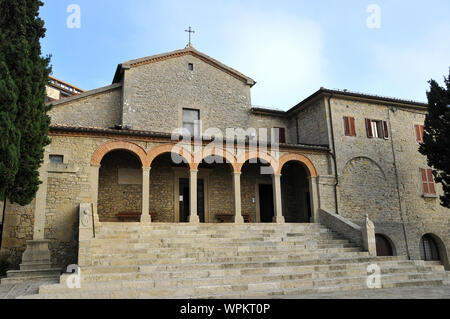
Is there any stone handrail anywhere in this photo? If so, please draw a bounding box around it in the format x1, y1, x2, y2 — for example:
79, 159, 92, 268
318, 209, 376, 255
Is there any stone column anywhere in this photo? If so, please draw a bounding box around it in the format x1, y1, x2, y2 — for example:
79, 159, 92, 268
141, 167, 151, 223
309, 176, 319, 223
189, 169, 200, 223
272, 174, 285, 223
232, 172, 244, 224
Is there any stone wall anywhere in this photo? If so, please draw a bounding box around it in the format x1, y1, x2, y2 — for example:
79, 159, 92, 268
327, 97, 449, 263
122, 55, 252, 134
49, 86, 122, 128
295, 99, 329, 146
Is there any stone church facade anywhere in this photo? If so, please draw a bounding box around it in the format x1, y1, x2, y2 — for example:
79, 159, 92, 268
0, 45, 448, 271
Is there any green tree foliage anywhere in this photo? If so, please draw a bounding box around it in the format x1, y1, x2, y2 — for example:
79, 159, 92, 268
419, 70, 450, 208
0, 0, 51, 207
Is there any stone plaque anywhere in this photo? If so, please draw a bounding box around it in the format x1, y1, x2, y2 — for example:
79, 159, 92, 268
118, 168, 142, 185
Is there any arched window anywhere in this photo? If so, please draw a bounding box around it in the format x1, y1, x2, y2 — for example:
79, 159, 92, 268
420, 234, 440, 261
375, 234, 394, 256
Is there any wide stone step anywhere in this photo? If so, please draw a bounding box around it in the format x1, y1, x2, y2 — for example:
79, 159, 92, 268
69, 259, 423, 283
39, 264, 441, 295
30, 273, 445, 299
84, 251, 372, 267
81, 249, 368, 268
39, 266, 438, 294
79, 256, 405, 275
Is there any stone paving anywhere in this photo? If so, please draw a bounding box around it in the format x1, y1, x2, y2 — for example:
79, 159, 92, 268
1, 279, 448, 299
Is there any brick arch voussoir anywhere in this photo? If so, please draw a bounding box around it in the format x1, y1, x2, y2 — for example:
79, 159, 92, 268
91, 140, 150, 167
147, 144, 194, 169
192, 148, 238, 172
236, 151, 278, 173
276, 153, 318, 177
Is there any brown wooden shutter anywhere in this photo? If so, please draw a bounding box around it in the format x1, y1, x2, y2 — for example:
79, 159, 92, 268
421, 169, 429, 194
343, 117, 350, 136
383, 121, 389, 139
427, 169, 436, 194
420, 125, 424, 142
415, 125, 421, 142
279, 128, 286, 144
349, 117, 356, 136
366, 119, 373, 138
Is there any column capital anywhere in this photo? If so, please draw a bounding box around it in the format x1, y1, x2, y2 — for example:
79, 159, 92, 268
142, 166, 151, 172
232, 171, 242, 176
272, 173, 282, 178
189, 169, 199, 173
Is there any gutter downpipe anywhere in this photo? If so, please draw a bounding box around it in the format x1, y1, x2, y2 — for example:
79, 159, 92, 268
387, 108, 411, 260
327, 94, 339, 215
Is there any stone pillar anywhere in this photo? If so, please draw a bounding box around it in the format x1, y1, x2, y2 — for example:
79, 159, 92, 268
362, 215, 377, 256
189, 169, 200, 223
272, 174, 285, 223
89, 165, 101, 224
309, 176, 319, 223
141, 167, 151, 223
232, 172, 244, 224
4, 159, 61, 282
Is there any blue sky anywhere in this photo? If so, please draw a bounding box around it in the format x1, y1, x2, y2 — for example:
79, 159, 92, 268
40, 0, 450, 110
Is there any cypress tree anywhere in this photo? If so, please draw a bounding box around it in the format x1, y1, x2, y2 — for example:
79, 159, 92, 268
419, 70, 450, 208
0, 0, 51, 241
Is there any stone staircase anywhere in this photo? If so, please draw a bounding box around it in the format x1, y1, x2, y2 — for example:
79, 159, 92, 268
23, 223, 448, 299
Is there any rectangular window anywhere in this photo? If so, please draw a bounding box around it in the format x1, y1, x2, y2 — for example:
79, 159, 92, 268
49, 155, 64, 164
188, 63, 194, 71
421, 168, 436, 195
182, 108, 200, 137
415, 124, 424, 143
366, 119, 389, 139
343, 116, 356, 136
273, 127, 286, 144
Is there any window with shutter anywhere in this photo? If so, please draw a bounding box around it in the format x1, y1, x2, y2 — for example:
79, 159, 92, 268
415, 124, 424, 143
366, 119, 388, 139
273, 127, 286, 144
421, 168, 436, 195
182, 109, 200, 137
343, 117, 356, 136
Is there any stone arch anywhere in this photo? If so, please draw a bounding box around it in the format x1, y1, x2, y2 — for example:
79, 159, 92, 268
342, 156, 386, 179
375, 233, 396, 256
91, 140, 149, 167
192, 148, 238, 172
419, 233, 449, 270
339, 156, 393, 220
147, 144, 194, 169
276, 153, 318, 177
236, 150, 277, 173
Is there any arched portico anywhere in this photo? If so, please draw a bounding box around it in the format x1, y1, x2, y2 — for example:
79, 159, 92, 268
277, 153, 319, 222
90, 140, 152, 223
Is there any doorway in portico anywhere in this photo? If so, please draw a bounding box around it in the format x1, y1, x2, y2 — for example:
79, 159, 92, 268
179, 178, 205, 223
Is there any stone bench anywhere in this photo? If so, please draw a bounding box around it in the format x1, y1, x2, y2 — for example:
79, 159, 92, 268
215, 212, 250, 223
117, 212, 158, 222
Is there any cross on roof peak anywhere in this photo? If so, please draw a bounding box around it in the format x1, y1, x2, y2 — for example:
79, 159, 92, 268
185, 26, 195, 46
